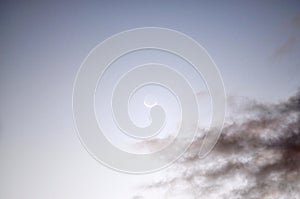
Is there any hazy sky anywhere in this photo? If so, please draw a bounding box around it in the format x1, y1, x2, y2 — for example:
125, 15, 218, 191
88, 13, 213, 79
1, 1, 300, 198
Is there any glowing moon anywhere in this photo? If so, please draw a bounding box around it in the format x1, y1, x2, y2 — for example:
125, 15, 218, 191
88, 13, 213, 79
143, 94, 157, 108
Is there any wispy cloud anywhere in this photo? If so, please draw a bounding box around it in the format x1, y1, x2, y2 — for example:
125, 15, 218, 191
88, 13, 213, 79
291, 13, 300, 28
272, 13, 300, 61
273, 36, 297, 60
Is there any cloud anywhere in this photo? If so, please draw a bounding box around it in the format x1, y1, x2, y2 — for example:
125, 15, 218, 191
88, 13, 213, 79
291, 13, 300, 28
140, 90, 300, 198
272, 13, 300, 60
273, 36, 297, 60
131, 196, 145, 199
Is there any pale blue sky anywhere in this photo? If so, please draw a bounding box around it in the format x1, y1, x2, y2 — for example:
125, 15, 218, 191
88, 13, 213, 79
1, 1, 300, 198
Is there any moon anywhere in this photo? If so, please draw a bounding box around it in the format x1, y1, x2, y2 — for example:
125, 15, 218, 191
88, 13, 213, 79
143, 94, 158, 108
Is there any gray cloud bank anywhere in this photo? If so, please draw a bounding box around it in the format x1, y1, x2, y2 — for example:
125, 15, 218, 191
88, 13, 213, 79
136, 90, 300, 198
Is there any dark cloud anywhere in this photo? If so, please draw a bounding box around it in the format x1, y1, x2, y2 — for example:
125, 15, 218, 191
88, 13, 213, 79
141, 90, 300, 198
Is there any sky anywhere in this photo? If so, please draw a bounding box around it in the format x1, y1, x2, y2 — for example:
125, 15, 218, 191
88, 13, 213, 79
0, 1, 300, 199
